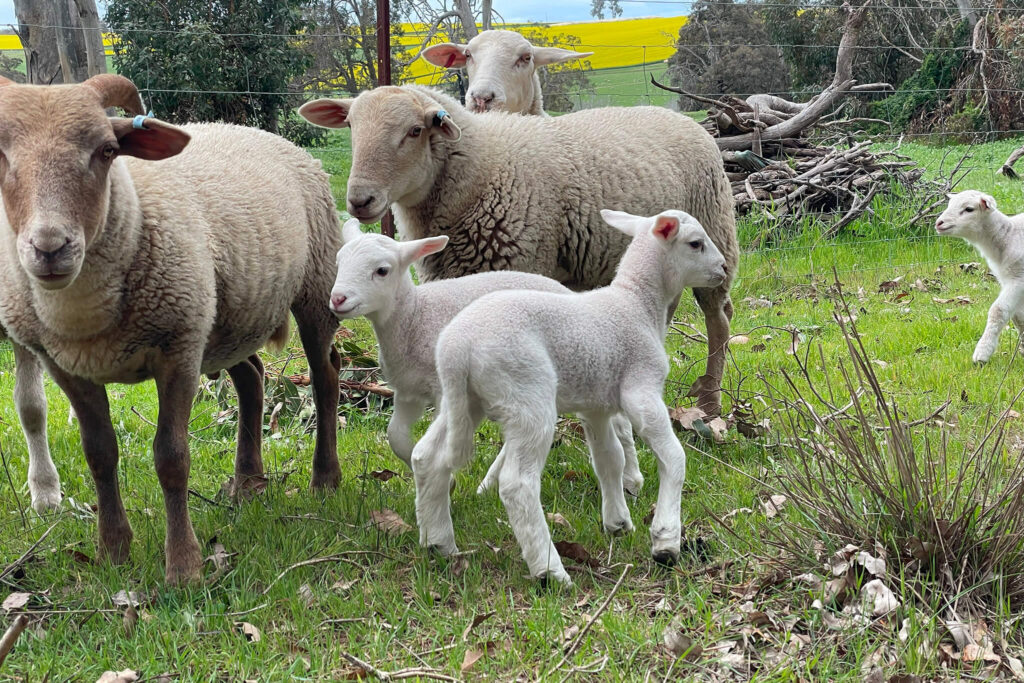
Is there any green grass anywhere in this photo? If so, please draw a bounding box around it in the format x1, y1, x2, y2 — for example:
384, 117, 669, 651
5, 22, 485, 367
581, 62, 676, 109
2, 136, 1024, 680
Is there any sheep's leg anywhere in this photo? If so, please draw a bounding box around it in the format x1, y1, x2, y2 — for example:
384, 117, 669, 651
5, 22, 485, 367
499, 411, 568, 584
412, 415, 458, 554
294, 309, 342, 490
153, 365, 203, 585
974, 286, 1024, 363
388, 394, 426, 468
611, 413, 644, 496
690, 285, 733, 416
622, 389, 686, 565
477, 444, 507, 494
226, 354, 265, 485
12, 342, 61, 512
44, 362, 132, 564
580, 412, 633, 536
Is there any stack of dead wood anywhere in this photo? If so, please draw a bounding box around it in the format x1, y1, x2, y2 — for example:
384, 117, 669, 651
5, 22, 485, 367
652, 0, 957, 234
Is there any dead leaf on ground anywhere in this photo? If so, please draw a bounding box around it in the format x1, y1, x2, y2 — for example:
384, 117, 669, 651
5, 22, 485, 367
722, 507, 753, 522
461, 640, 507, 672
234, 621, 262, 643
111, 590, 148, 609
547, 512, 573, 531
366, 469, 398, 482
95, 671, 139, 683
743, 296, 773, 309
553, 541, 600, 569
728, 335, 750, 346
331, 578, 357, 593
762, 495, 787, 518
298, 583, 316, 608
220, 474, 269, 502
268, 401, 284, 434
1003, 409, 1021, 420
562, 624, 580, 642
2, 592, 31, 611
461, 611, 496, 642
862, 579, 900, 616
751, 343, 767, 352
670, 406, 707, 431
369, 509, 412, 535
205, 542, 234, 578
663, 621, 703, 659
878, 276, 904, 293
960, 262, 981, 273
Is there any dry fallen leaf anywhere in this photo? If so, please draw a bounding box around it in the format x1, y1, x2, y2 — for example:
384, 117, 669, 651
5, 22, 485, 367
553, 541, 600, 569
663, 621, 703, 659
461, 611, 496, 642
95, 671, 139, 683
743, 296, 773, 309
762, 495, 787, 518
670, 406, 707, 431
369, 509, 412, 535
220, 474, 269, 502
461, 640, 506, 672
861, 579, 900, 616
331, 578, 357, 593
234, 621, 262, 643
111, 591, 147, 609
368, 469, 398, 482
728, 334, 750, 346
298, 583, 315, 608
546, 512, 573, 531
205, 542, 234, 577
2, 592, 31, 612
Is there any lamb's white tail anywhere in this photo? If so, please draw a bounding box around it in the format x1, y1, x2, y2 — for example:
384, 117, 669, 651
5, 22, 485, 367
440, 355, 478, 470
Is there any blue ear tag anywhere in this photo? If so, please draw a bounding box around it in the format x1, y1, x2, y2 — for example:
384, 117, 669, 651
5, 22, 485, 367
132, 110, 155, 130
433, 110, 448, 127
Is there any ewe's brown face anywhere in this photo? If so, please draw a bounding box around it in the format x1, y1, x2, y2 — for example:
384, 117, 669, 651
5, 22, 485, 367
0, 76, 189, 290
298, 88, 461, 223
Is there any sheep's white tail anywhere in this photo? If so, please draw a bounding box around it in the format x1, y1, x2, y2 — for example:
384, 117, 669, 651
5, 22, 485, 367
440, 355, 478, 471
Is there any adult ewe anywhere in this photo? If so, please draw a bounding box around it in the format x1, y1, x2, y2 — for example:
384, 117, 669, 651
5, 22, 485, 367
299, 84, 738, 414
0, 75, 342, 584
419, 30, 592, 115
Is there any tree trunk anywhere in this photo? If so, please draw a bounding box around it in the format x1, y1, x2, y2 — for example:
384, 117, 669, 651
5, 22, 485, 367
955, 0, 978, 29
71, 0, 107, 78
453, 0, 478, 40
13, 0, 104, 85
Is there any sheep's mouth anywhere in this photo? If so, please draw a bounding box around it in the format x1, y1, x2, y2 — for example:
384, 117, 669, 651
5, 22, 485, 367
351, 206, 388, 223
32, 271, 75, 290
331, 303, 360, 318
935, 225, 954, 234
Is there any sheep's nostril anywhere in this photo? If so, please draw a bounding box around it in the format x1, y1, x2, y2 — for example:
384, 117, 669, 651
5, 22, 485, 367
31, 238, 69, 262
331, 294, 347, 310
349, 194, 375, 210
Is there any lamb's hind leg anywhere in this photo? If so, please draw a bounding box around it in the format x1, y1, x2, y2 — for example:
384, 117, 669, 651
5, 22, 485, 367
611, 414, 643, 496
690, 284, 733, 416
580, 411, 633, 536
12, 342, 61, 512
226, 354, 265, 487
293, 304, 342, 490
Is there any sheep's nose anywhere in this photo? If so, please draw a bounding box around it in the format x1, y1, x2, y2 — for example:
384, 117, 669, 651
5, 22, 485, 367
348, 192, 376, 210
330, 294, 347, 310
31, 237, 70, 262
936, 219, 944, 229
470, 92, 495, 111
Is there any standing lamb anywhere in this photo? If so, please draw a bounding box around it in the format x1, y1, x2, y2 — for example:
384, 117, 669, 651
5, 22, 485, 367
2, 331, 61, 512
0, 74, 342, 584
419, 30, 592, 115
328, 219, 644, 495
298, 84, 738, 415
935, 191, 1024, 363
411, 209, 727, 584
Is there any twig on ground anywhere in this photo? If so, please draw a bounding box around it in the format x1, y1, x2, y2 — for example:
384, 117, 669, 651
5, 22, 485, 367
0, 447, 27, 530
0, 615, 29, 668
129, 405, 156, 427
261, 551, 389, 595
0, 519, 61, 582
340, 652, 462, 682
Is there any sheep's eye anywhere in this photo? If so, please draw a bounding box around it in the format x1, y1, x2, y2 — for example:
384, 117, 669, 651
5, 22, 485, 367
409, 126, 423, 138
963, 206, 974, 213
375, 266, 390, 277
464, 50, 472, 61
688, 240, 703, 250
517, 54, 531, 65
99, 143, 117, 161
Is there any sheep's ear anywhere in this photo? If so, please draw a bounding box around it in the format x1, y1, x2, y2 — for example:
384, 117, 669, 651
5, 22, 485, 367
341, 218, 363, 243
110, 117, 190, 161
298, 98, 353, 128
399, 236, 449, 268
532, 47, 593, 66
420, 43, 469, 69
425, 107, 461, 141
651, 215, 681, 242
980, 194, 997, 212
600, 209, 646, 237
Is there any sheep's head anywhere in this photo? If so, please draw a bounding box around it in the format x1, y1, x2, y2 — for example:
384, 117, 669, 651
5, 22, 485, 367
0, 74, 190, 290
329, 218, 448, 319
420, 30, 592, 114
935, 190, 998, 241
299, 88, 461, 223
601, 209, 727, 291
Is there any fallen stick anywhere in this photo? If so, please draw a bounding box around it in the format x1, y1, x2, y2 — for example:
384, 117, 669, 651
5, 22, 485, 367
0, 615, 29, 669
340, 652, 461, 682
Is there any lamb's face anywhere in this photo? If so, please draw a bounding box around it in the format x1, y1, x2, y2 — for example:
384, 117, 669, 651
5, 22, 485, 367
420, 30, 592, 114
935, 191, 997, 241
0, 75, 188, 291
298, 89, 461, 223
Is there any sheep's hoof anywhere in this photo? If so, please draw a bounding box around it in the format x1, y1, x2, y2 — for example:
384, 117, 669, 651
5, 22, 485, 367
309, 470, 341, 491
165, 536, 203, 586
604, 519, 635, 536
652, 549, 680, 567
623, 480, 644, 497
165, 561, 203, 586
98, 525, 134, 565
30, 487, 63, 514
427, 542, 458, 557
537, 571, 572, 588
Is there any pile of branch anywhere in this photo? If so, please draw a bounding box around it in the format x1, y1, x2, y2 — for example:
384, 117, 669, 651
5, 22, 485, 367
652, 1, 951, 232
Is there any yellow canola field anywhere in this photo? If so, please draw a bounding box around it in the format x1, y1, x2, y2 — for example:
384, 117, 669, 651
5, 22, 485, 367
400, 15, 686, 84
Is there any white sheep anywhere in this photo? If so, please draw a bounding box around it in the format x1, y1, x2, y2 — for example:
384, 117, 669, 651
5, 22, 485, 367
1, 332, 61, 512
329, 219, 644, 495
419, 30, 592, 115
935, 190, 1024, 363
411, 209, 727, 584
298, 84, 738, 416
0, 74, 342, 584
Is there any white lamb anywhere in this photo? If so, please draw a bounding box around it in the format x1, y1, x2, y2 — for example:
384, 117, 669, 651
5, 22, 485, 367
329, 219, 644, 495
411, 209, 727, 585
419, 30, 592, 115
935, 190, 1024, 363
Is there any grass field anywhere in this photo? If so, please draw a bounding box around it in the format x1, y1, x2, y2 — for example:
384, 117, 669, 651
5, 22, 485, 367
1, 133, 1024, 681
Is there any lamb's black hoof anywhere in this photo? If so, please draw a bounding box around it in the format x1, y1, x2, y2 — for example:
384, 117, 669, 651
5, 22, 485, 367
652, 549, 679, 567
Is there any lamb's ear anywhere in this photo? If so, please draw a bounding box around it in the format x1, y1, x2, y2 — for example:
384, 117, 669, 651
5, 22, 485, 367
425, 107, 461, 141
600, 209, 646, 237
420, 43, 470, 69
651, 214, 680, 242
398, 236, 449, 268
110, 117, 190, 161
532, 47, 594, 66
979, 194, 997, 212
341, 218, 363, 243
298, 98, 353, 128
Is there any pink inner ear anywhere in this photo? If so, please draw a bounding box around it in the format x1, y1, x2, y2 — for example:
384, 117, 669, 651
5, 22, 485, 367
980, 198, 990, 210
301, 100, 348, 127
444, 53, 457, 68
653, 216, 679, 241
417, 240, 445, 259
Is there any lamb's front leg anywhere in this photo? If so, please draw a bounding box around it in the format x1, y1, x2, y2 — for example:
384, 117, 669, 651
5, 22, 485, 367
12, 342, 61, 512
974, 286, 1024, 363
622, 389, 686, 565
154, 363, 203, 585
387, 395, 426, 468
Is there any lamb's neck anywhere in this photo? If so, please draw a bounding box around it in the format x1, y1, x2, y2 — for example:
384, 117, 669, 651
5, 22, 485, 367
366, 275, 420, 350
611, 275, 672, 340
31, 163, 142, 340
969, 213, 1015, 269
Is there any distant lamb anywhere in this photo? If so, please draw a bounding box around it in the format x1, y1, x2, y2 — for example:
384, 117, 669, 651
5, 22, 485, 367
0, 74, 342, 584
935, 191, 1024, 363
411, 209, 727, 584
420, 30, 592, 115
329, 219, 644, 495
299, 84, 738, 415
